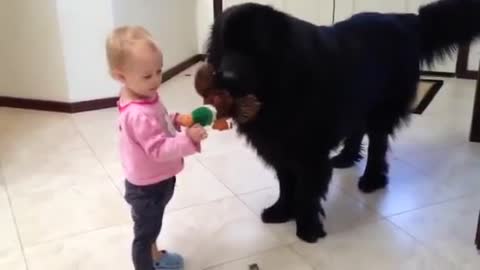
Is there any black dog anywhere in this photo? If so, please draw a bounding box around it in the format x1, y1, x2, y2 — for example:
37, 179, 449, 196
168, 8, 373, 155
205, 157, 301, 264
203, 0, 480, 243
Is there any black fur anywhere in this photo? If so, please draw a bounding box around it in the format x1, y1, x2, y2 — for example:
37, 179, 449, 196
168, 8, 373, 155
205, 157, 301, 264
205, 0, 480, 243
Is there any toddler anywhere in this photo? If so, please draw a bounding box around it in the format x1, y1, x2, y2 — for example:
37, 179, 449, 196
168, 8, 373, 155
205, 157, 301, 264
106, 26, 207, 270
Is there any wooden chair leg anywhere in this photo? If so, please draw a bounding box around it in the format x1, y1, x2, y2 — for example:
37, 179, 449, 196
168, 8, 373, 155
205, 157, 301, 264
476, 210, 480, 250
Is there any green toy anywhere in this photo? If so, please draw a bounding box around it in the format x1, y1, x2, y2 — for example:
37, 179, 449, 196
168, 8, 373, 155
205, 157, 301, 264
177, 105, 231, 130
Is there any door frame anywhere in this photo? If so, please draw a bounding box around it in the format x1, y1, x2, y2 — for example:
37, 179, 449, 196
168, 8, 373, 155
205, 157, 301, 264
457, 45, 479, 79
213, 0, 222, 19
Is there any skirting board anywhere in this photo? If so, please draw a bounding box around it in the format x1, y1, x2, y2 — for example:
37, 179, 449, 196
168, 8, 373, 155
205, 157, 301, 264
420, 70, 456, 77
0, 54, 205, 113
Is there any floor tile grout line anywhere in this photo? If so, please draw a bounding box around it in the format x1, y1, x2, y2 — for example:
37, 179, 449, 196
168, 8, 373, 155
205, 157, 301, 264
18, 222, 131, 251
188, 152, 296, 269
69, 115, 124, 197
287, 244, 317, 270
385, 189, 480, 219
195, 153, 278, 198
201, 244, 290, 270
383, 218, 457, 265
195, 156, 244, 199
166, 195, 236, 214
0, 111, 127, 268
195, 153, 293, 250
384, 218, 432, 249
0, 161, 30, 270
196, 155, 279, 218
195, 155, 250, 219
336, 179, 480, 221
196, 155, 261, 219
392, 156, 436, 178
235, 186, 274, 197
393, 140, 467, 176
331, 183, 384, 218
331, 148, 480, 220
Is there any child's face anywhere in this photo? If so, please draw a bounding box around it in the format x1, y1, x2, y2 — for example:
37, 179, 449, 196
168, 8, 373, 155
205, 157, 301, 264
116, 44, 163, 98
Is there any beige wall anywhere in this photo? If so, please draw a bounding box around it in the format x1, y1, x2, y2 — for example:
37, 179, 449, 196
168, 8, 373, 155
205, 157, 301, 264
113, 0, 198, 71
0, 4, 6, 95
0, 0, 200, 102
55, 0, 117, 102
0, 0, 69, 101
283, 0, 333, 26
224, 0, 284, 10
196, 0, 214, 54
223, 0, 334, 26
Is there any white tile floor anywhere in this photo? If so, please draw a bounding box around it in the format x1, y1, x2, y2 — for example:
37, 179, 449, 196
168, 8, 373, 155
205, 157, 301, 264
1, 65, 480, 269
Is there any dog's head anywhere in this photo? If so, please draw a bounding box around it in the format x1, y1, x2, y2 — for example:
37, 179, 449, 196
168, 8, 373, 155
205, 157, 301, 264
195, 3, 291, 124
194, 63, 233, 120
194, 63, 261, 124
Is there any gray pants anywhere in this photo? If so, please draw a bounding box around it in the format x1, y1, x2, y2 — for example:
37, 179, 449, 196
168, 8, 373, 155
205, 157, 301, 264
124, 177, 176, 270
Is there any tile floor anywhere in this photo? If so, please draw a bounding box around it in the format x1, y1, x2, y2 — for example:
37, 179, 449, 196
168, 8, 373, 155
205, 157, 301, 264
1, 65, 480, 269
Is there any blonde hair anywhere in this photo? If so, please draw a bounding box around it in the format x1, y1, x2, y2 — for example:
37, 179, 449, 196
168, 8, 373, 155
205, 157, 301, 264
106, 26, 158, 71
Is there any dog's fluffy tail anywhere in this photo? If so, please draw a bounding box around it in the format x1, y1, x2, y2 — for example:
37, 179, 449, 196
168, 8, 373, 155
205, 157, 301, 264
419, 0, 480, 65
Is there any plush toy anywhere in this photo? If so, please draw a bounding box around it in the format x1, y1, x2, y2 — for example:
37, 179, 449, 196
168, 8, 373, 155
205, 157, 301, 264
194, 63, 234, 120
194, 63, 261, 124
176, 105, 231, 131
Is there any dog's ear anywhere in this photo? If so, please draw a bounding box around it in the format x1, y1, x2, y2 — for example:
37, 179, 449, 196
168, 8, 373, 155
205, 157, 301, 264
235, 95, 261, 124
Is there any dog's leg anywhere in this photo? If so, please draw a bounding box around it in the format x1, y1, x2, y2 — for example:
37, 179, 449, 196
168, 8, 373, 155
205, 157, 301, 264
358, 131, 389, 193
294, 157, 331, 243
262, 168, 295, 223
331, 129, 365, 168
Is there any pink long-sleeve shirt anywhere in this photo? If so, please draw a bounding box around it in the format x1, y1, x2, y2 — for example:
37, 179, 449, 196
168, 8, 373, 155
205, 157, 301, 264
118, 93, 199, 186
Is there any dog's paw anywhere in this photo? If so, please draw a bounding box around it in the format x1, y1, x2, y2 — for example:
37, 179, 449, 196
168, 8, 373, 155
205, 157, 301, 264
296, 220, 327, 243
261, 203, 294, 224
331, 152, 362, 169
358, 174, 388, 193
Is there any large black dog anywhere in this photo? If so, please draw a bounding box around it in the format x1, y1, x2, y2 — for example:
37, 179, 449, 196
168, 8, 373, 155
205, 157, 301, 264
198, 0, 480, 243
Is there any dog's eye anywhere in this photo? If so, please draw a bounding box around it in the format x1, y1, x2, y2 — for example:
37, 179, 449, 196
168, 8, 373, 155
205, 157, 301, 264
222, 71, 236, 80
216, 70, 239, 89
215, 70, 238, 82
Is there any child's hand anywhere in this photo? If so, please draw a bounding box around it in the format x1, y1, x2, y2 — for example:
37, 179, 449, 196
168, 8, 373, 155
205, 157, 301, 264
187, 124, 208, 143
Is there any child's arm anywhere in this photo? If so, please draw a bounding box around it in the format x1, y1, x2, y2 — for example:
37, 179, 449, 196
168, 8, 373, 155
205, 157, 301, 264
129, 112, 199, 162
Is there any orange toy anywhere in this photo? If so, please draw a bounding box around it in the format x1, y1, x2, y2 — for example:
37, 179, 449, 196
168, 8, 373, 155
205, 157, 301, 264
176, 105, 231, 131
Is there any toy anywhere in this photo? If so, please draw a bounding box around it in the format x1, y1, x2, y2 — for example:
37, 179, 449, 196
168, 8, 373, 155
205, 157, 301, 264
177, 105, 231, 131
194, 63, 261, 124
194, 63, 234, 119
